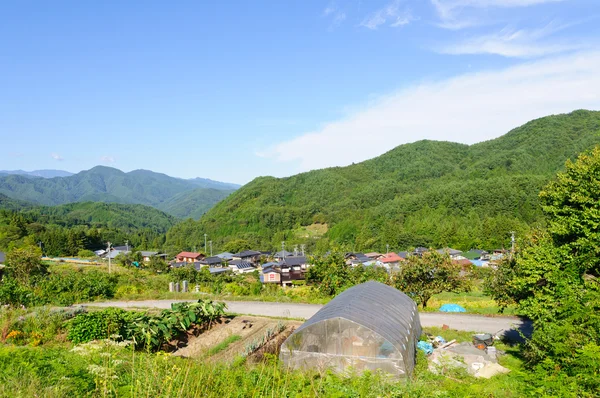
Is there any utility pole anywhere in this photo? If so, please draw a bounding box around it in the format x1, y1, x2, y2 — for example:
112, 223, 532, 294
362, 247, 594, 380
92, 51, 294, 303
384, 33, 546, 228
209, 241, 213, 256
293, 245, 298, 257
107, 242, 112, 274
281, 241, 286, 260
510, 231, 516, 255
38, 241, 43, 256
301, 244, 305, 256
386, 244, 390, 254
204, 234, 207, 254
125, 240, 129, 252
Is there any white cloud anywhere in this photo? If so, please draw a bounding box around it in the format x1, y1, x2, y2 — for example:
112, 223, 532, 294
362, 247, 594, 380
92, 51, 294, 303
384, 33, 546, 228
323, 3, 346, 29
439, 22, 586, 57
263, 52, 600, 172
361, 0, 414, 30
431, 0, 565, 30
50, 153, 64, 161
100, 155, 115, 164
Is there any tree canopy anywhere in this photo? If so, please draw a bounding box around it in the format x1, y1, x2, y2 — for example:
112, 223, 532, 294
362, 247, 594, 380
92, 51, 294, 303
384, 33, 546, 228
487, 146, 600, 393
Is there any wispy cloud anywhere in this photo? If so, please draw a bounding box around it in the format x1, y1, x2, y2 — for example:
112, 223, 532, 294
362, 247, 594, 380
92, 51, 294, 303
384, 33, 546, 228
439, 21, 586, 57
50, 153, 64, 161
100, 155, 115, 164
323, 3, 347, 29
260, 51, 600, 173
431, 0, 566, 30
360, 0, 414, 30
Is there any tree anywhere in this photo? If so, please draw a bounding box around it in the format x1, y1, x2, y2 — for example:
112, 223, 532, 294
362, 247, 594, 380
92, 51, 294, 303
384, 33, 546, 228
147, 256, 169, 273
487, 147, 600, 393
306, 251, 351, 296
5, 246, 46, 283
390, 251, 468, 307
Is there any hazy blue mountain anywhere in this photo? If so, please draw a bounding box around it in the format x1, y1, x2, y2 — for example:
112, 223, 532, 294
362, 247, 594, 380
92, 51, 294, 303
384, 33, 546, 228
186, 177, 240, 190
0, 166, 238, 218
0, 169, 74, 178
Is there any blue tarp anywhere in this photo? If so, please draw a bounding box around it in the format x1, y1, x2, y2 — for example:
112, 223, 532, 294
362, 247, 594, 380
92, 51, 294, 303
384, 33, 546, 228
439, 304, 467, 313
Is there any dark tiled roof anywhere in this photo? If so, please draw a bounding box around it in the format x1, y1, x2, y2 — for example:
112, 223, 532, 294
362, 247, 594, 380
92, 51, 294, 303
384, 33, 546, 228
281, 256, 307, 267
397, 251, 410, 259
203, 256, 224, 265
234, 250, 262, 257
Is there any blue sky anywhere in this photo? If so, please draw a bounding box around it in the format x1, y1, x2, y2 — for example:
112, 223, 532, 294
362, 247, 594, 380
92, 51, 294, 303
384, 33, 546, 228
1, 0, 599, 184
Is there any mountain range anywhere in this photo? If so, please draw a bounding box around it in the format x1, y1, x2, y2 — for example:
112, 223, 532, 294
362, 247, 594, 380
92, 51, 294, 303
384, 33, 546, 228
166, 109, 600, 252
0, 166, 239, 219
0, 169, 74, 178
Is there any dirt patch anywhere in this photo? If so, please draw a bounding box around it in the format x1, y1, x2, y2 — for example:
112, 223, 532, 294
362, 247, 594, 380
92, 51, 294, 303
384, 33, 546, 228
247, 326, 296, 363
172, 316, 302, 362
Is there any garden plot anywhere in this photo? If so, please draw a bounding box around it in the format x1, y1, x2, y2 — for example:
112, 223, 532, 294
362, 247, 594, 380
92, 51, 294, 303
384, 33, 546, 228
173, 315, 302, 362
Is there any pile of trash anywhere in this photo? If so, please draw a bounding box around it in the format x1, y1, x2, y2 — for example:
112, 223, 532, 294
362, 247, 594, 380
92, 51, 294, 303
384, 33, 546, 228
417, 330, 510, 379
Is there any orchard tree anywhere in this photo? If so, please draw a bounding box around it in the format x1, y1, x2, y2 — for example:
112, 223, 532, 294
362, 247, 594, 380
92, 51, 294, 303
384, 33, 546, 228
306, 251, 351, 296
390, 251, 468, 308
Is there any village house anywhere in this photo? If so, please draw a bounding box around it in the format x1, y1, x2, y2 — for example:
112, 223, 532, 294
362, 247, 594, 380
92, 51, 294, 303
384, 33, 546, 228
200, 256, 225, 267
261, 263, 281, 284
228, 259, 256, 273
232, 250, 262, 265
215, 252, 234, 262
139, 251, 167, 262
379, 252, 404, 266
175, 251, 205, 263
436, 248, 464, 260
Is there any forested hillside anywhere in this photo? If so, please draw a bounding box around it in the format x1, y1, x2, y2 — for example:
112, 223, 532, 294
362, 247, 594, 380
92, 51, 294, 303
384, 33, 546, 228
0, 202, 176, 256
0, 166, 236, 219
166, 110, 600, 252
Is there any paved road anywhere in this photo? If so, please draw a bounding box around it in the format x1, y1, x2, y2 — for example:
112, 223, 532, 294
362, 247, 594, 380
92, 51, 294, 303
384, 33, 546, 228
82, 300, 530, 337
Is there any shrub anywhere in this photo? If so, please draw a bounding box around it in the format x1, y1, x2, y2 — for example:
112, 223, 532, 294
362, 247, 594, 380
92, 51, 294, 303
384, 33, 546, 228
77, 250, 96, 258
67, 308, 131, 344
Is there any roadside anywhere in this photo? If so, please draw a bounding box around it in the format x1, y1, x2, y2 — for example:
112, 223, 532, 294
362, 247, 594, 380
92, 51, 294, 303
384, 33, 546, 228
81, 299, 531, 336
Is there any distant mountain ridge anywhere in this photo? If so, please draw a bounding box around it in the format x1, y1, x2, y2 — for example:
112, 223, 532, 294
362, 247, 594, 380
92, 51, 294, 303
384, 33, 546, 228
0, 166, 237, 219
166, 109, 600, 252
0, 169, 74, 178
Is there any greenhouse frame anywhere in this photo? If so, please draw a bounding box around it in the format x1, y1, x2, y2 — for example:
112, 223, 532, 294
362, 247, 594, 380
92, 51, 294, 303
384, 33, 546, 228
280, 281, 422, 378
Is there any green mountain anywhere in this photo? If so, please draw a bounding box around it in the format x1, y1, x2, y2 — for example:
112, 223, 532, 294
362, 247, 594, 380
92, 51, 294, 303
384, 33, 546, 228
0, 201, 176, 255
166, 110, 600, 252
0, 166, 236, 219
23, 202, 177, 233
157, 188, 236, 220
0, 193, 32, 211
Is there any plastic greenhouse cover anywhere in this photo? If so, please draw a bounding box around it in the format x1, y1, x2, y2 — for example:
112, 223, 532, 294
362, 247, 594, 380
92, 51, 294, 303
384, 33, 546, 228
281, 281, 422, 377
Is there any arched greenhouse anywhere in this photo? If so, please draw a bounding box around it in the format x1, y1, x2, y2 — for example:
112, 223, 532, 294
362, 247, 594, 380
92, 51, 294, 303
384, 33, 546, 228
280, 281, 422, 378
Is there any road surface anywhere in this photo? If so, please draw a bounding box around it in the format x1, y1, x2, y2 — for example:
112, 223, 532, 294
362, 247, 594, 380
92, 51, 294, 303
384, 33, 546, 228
82, 299, 531, 337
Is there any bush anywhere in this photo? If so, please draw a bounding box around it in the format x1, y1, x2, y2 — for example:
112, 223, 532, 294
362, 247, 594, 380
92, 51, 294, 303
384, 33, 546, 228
67, 308, 131, 344
77, 250, 96, 258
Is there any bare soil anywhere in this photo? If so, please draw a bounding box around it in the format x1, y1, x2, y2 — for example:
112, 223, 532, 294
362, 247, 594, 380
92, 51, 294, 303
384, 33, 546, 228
172, 315, 302, 363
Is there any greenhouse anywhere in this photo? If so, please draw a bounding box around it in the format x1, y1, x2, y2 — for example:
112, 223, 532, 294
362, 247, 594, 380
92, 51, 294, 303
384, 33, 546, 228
280, 281, 422, 378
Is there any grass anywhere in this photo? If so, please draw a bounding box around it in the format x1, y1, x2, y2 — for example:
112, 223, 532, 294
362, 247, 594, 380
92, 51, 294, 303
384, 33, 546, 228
0, 306, 588, 398
205, 334, 241, 357
424, 289, 518, 315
